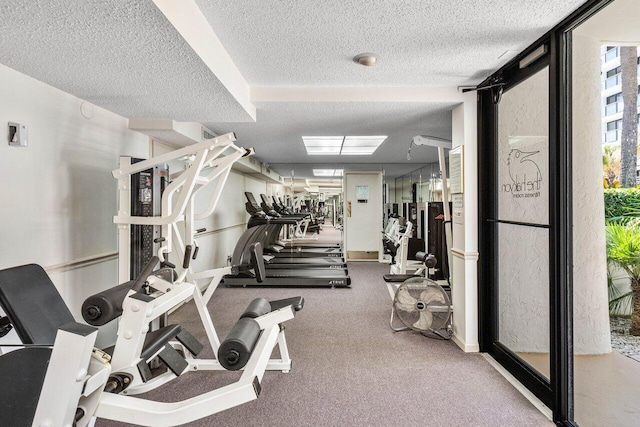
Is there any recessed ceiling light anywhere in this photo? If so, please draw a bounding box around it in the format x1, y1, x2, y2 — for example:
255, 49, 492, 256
303, 136, 387, 156
313, 169, 344, 177
353, 52, 379, 67
342, 135, 387, 155
302, 136, 343, 155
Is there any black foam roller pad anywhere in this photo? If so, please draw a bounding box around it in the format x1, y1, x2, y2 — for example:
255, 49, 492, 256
218, 318, 261, 371
240, 298, 271, 320
81, 281, 134, 326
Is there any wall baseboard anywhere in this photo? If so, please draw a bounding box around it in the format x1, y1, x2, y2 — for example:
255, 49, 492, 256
452, 333, 480, 353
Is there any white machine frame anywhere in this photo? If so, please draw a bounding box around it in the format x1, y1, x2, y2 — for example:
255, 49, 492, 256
388, 222, 425, 276
30, 293, 296, 427
113, 132, 249, 287
109, 274, 295, 396
111, 134, 292, 391
5, 134, 303, 426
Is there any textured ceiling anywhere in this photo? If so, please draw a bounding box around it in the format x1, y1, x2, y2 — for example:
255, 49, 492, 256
196, 0, 585, 87
0, 0, 252, 122
0, 0, 589, 180
209, 102, 455, 178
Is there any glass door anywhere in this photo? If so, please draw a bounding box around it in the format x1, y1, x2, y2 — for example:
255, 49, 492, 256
479, 51, 554, 408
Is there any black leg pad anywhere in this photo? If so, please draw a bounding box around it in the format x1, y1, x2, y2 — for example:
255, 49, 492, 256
269, 296, 304, 312
175, 328, 204, 357
157, 345, 189, 376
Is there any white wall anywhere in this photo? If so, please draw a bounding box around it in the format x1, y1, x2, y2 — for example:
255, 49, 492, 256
0, 64, 149, 347
0, 64, 271, 348
189, 172, 265, 272
571, 32, 612, 354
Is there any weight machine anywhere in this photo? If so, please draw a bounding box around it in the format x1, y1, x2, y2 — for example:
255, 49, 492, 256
0, 256, 303, 426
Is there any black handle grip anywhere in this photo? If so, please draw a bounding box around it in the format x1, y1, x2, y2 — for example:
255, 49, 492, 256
183, 245, 193, 269
153, 237, 166, 244
192, 246, 200, 260
132, 256, 159, 292
249, 243, 266, 283
195, 228, 206, 234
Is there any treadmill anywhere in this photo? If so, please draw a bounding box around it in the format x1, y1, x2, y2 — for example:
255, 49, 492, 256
245, 193, 343, 257
241, 224, 347, 267
223, 222, 350, 288
269, 195, 341, 249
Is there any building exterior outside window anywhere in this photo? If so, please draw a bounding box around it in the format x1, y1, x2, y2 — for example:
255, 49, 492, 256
601, 46, 640, 182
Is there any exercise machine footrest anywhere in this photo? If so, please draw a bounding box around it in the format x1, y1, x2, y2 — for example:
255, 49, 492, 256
175, 328, 204, 357
269, 296, 304, 312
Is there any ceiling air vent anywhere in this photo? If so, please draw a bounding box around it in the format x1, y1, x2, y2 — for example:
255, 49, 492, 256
128, 119, 218, 148
202, 127, 217, 140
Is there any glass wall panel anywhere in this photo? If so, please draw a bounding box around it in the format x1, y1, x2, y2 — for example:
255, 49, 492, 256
496, 65, 550, 380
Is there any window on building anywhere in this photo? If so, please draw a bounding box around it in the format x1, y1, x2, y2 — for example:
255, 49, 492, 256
607, 119, 622, 131
606, 66, 621, 78
606, 93, 622, 104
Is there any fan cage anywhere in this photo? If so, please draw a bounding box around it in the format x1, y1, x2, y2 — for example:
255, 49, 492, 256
393, 277, 451, 334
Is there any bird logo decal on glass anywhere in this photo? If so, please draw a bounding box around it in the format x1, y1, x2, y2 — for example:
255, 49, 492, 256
502, 149, 543, 198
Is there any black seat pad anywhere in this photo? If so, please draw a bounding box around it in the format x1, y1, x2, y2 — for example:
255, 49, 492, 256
0, 264, 75, 345
383, 274, 424, 283
0, 347, 52, 427
102, 324, 183, 360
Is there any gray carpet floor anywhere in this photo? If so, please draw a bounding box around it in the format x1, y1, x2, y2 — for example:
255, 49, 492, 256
96, 259, 551, 426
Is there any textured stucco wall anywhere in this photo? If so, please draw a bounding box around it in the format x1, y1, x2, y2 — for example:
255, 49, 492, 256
572, 33, 612, 354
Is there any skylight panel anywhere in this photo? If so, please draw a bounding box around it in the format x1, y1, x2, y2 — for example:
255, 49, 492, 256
341, 135, 387, 155
302, 136, 387, 156
313, 169, 344, 177
303, 136, 343, 155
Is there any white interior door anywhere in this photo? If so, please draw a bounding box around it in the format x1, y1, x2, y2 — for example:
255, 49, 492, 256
344, 172, 383, 260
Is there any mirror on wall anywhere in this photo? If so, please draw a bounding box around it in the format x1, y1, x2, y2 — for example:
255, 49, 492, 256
382, 162, 452, 282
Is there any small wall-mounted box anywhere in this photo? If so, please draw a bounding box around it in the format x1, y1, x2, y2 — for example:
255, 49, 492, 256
8, 122, 28, 147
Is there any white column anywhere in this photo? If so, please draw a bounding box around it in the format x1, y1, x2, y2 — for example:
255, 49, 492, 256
572, 33, 612, 354
451, 93, 479, 352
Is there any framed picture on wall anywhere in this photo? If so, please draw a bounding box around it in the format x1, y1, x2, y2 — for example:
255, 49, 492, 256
449, 145, 464, 194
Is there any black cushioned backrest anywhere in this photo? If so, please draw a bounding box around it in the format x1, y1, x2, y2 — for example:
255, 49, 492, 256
0, 264, 74, 345
0, 347, 52, 426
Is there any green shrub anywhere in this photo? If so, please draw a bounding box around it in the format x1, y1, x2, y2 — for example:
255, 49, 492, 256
604, 188, 640, 223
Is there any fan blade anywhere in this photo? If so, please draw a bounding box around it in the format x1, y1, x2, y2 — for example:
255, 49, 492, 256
414, 310, 433, 330
395, 286, 417, 311
420, 287, 445, 304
